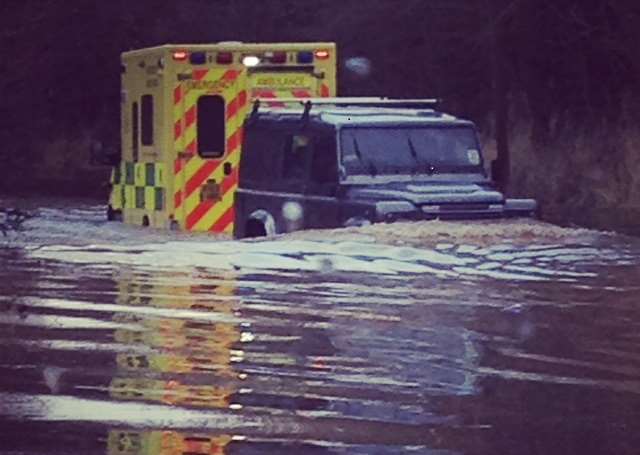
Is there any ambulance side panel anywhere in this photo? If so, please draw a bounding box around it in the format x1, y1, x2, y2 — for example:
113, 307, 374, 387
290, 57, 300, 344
116, 52, 169, 229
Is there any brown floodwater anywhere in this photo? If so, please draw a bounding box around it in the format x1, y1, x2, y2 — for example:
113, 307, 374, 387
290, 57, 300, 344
1, 199, 640, 454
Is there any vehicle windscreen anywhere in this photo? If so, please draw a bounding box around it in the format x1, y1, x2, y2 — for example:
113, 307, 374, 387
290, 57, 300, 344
340, 126, 483, 176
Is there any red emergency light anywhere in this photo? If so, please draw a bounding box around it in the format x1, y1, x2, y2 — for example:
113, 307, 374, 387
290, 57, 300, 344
314, 50, 330, 60
172, 50, 188, 61
268, 51, 287, 64
216, 52, 233, 64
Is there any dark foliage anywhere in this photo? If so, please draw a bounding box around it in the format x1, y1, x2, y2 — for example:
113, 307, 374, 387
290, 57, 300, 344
0, 0, 639, 216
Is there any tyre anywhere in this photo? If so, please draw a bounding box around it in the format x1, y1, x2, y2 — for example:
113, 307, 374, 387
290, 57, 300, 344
245, 218, 267, 238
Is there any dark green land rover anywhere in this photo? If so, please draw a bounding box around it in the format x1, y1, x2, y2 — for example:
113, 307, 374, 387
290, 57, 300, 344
234, 98, 536, 239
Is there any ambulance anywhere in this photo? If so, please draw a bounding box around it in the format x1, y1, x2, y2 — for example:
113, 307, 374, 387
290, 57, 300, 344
108, 42, 337, 232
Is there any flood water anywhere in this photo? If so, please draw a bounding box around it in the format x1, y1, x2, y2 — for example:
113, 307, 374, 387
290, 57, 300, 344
2, 199, 640, 454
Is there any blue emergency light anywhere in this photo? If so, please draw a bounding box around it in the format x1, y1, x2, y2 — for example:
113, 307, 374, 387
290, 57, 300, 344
297, 51, 314, 64
190, 52, 206, 65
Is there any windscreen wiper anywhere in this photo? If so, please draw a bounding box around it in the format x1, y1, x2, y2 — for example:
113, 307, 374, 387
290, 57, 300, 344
407, 137, 421, 174
408, 137, 436, 174
353, 137, 363, 161
353, 137, 377, 177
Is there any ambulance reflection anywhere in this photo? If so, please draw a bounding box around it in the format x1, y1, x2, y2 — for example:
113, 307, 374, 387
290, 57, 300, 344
108, 431, 233, 455
107, 271, 246, 455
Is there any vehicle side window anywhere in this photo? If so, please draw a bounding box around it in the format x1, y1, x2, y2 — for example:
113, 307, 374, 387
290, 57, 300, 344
131, 102, 139, 161
141, 95, 153, 146
240, 127, 284, 184
310, 135, 337, 184
283, 134, 310, 181
197, 95, 225, 158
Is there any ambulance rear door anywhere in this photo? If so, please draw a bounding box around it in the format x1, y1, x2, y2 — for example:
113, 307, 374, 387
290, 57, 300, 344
172, 67, 249, 233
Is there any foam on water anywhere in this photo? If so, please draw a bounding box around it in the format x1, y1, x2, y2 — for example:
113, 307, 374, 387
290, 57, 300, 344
4, 203, 638, 284
28, 234, 637, 283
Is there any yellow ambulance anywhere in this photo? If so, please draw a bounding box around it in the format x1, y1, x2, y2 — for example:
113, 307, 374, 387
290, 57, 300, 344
108, 42, 337, 233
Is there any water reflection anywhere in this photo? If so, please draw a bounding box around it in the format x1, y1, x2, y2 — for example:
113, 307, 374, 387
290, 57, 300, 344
105, 271, 243, 454
109, 271, 243, 409
107, 431, 234, 455
2, 203, 640, 454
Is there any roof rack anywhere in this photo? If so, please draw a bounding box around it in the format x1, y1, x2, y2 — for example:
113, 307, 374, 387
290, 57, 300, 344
250, 97, 442, 122
254, 97, 440, 109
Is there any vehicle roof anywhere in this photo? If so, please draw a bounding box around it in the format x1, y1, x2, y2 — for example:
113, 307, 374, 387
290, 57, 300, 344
122, 42, 336, 59
249, 105, 474, 128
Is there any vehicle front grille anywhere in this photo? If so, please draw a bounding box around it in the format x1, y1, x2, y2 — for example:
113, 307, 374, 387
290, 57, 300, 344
438, 204, 491, 211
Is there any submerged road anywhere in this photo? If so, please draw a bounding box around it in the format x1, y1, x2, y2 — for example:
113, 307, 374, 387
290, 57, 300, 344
1, 199, 640, 454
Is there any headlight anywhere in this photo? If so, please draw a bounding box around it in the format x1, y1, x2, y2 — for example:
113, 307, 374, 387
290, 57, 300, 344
375, 201, 416, 220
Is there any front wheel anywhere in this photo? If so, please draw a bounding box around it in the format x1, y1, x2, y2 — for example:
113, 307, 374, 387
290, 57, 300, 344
245, 218, 267, 238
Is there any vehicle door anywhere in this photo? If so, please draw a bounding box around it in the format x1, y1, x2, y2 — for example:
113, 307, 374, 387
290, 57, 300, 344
173, 68, 248, 233
277, 131, 313, 232
304, 131, 341, 229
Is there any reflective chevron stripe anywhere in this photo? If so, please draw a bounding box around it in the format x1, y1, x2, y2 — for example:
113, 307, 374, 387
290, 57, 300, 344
173, 68, 247, 233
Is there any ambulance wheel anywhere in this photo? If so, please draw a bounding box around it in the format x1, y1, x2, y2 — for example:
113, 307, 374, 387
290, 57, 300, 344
107, 205, 122, 222
142, 215, 150, 227
245, 219, 267, 238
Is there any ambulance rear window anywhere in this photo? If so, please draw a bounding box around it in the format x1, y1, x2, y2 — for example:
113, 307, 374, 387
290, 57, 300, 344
198, 95, 226, 158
